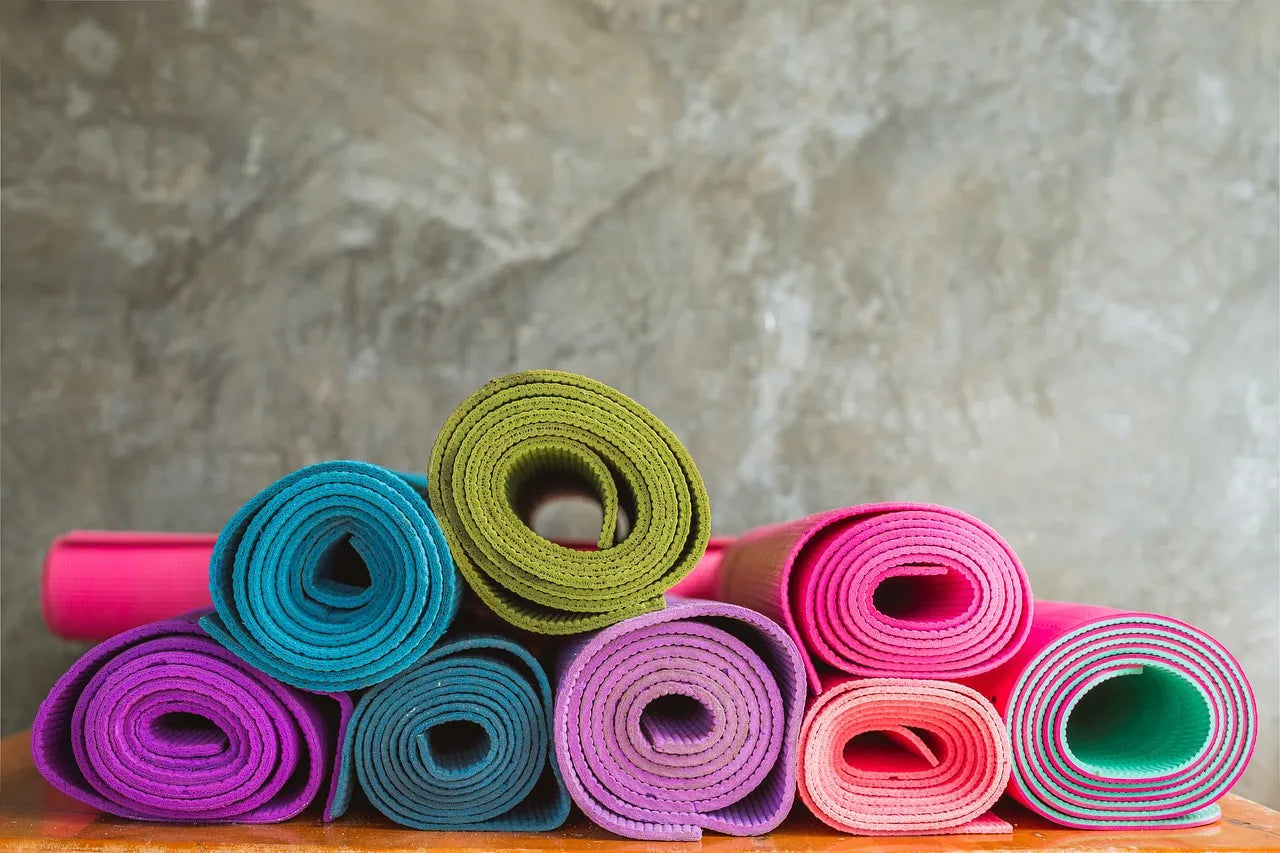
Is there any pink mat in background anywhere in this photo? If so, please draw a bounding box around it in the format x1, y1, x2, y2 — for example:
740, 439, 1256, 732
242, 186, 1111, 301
41, 531, 734, 642
797, 678, 1011, 835
715, 503, 1034, 693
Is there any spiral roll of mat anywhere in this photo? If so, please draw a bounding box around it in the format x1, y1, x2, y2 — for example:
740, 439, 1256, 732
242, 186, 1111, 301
201, 460, 459, 692
797, 678, 1011, 835
328, 634, 569, 831
965, 601, 1257, 829
428, 370, 711, 634
716, 503, 1033, 691
554, 599, 806, 840
31, 615, 346, 823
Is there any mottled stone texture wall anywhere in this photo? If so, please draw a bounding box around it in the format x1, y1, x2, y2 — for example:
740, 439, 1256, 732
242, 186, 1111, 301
2, 0, 1277, 805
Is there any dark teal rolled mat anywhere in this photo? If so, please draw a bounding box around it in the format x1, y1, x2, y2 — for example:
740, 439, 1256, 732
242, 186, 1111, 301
201, 460, 460, 692
328, 634, 570, 831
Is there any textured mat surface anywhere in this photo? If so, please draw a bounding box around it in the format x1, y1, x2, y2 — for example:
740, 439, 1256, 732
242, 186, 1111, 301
964, 601, 1257, 829
798, 678, 1011, 835
201, 460, 459, 691
716, 503, 1033, 691
31, 614, 348, 823
428, 370, 711, 634
554, 598, 805, 841
43, 532, 217, 642
329, 634, 569, 831
42, 533, 732, 642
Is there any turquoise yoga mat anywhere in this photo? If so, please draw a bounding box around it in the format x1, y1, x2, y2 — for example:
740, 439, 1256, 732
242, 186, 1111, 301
201, 460, 460, 692
328, 634, 570, 831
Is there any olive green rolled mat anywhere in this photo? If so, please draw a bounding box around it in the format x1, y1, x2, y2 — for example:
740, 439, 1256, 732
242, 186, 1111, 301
428, 370, 711, 634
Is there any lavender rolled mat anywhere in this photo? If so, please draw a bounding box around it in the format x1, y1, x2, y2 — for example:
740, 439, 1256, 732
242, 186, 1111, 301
32, 614, 349, 822
554, 598, 805, 841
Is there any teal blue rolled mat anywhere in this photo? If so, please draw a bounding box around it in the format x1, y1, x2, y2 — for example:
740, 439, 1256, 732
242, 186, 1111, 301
201, 460, 460, 692
328, 634, 570, 831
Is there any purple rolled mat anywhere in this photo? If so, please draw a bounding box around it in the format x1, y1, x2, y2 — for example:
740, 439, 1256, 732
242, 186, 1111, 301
554, 597, 806, 841
32, 613, 349, 822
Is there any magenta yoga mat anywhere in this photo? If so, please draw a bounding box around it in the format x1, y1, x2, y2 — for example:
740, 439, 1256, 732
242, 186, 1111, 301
31, 614, 349, 823
716, 503, 1033, 692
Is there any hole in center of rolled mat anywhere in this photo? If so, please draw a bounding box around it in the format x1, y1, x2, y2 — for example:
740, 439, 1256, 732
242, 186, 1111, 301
1065, 666, 1212, 776
871, 569, 974, 622
149, 712, 228, 751
640, 693, 714, 748
527, 494, 632, 545
843, 728, 940, 774
427, 720, 491, 772
315, 538, 372, 590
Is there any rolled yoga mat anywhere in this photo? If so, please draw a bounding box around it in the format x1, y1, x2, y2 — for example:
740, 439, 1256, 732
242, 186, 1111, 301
554, 598, 806, 841
328, 634, 570, 831
43, 531, 218, 642
428, 370, 711, 634
715, 503, 1033, 691
201, 460, 460, 692
41, 531, 732, 642
797, 678, 1011, 835
963, 601, 1257, 829
31, 614, 349, 822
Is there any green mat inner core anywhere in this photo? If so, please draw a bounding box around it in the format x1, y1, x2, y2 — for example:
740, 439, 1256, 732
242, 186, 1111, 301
506, 444, 633, 548
529, 494, 634, 544
1065, 665, 1211, 776
426, 719, 492, 773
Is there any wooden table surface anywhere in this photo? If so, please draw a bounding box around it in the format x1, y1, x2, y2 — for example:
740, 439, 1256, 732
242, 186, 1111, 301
2, 731, 1277, 852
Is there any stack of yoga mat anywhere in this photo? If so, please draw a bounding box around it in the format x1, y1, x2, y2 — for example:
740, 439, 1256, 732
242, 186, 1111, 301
34, 368, 1258, 839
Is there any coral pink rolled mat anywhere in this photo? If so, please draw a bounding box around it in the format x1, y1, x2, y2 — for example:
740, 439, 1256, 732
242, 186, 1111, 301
715, 502, 1034, 692
41, 531, 733, 641
798, 678, 1011, 835
962, 601, 1257, 829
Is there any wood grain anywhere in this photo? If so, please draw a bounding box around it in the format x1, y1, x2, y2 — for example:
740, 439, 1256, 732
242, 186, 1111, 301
2, 731, 1277, 852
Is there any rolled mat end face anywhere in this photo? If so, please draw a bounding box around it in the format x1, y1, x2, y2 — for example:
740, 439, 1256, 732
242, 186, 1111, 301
203, 460, 460, 692
333, 633, 569, 831
428, 370, 711, 635
965, 601, 1257, 829
798, 678, 1012, 836
554, 597, 806, 841
716, 503, 1033, 692
31, 614, 344, 823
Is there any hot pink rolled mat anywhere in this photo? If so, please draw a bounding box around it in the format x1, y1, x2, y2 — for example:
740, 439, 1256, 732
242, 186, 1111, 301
962, 601, 1257, 829
554, 597, 805, 841
42, 532, 219, 642
41, 531, 733, 641
715, 502, 1033, 692
798, 678, 1011, 835
31, 613, 350, 822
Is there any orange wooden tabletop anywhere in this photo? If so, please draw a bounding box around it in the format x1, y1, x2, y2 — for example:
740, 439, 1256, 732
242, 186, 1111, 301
1, 730, 1277, 852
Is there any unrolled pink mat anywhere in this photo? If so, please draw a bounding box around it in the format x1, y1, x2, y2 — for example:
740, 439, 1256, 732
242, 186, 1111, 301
961, 601, 1257, 829
798, 678, 1011, 835
715, 503, 1033, 692
41, 531, 733, 641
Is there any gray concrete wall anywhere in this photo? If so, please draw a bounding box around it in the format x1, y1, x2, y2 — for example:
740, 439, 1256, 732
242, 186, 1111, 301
2, 0, 1276, 806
